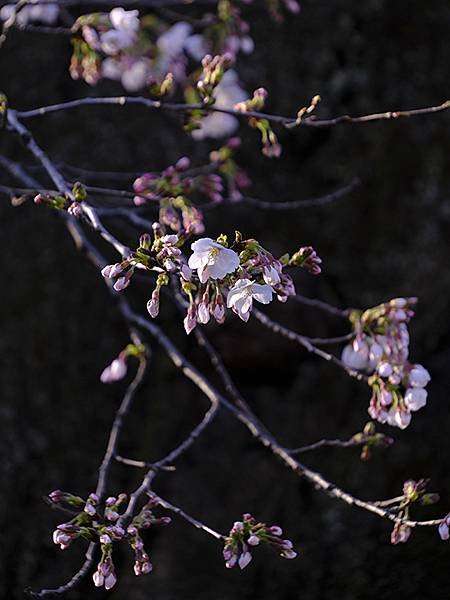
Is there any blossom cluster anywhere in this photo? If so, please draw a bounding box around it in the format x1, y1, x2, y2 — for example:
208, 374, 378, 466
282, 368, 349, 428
0, 1, 59, 26
70, 8, 192, 90
68, 3, 257, 94
34, 181, 87, 216
223, 513, 297, 569
341, 298, 431, 429
48, 490, 171, 590
133, 141, 250, 232
101, 226, 320, 334
389, 479, 439, 545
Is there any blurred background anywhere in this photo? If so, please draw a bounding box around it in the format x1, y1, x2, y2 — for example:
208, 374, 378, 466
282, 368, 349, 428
1, 0, 450, 598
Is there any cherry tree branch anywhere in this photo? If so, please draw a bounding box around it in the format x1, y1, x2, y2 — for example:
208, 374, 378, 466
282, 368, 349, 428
241, 178, 360, 210
155, 495, 225, 539
15, 97, 450, 130
95, 343, 149, 500
251, 308, 365, 381
292, 293, 350, 318
5, 107, 445, 598
288, 438, 358, 454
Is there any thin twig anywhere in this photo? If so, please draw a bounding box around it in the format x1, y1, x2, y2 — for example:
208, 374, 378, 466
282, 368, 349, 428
95, 347, 149, 500
292, 293, 350, 318
155, 495, 225, 539
16, 97, 450, 130
252, 308, 366, 382
288, 438, 356, 454
242, 178, 360, 210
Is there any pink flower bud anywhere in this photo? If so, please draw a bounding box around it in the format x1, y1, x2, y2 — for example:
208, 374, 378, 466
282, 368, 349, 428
238, 551, 252, 570
247, 535, 260, 546
175, 156, 190, 171
100, 357, 127, 384
377, 362, 393, 378
184, 304, 197, 335
269, 526, 283, 536
101, 263, 123, 278
439, 518, 450, 541
100, 534, 112, 544
113, 276, 130, 291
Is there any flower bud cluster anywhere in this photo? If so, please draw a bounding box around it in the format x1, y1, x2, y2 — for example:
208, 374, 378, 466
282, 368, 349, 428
351, 421, 394, 461
34, 182, 87, 217
223, 513, 297, 569
48, 490, 171, 590
101, 223, 320, 335
134, 143, 250, 222
233, 87, 282, 158
133, 157, 206, 233
341, 298, 431, 429
179, 233, 321, 333
390, 479, 439, 545
197, 54, 234, 105
71, 8, 141, 85
209, 137, 252, 202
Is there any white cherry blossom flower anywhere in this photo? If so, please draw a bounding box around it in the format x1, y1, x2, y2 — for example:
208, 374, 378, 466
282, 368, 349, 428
408, 364, 431, 388
341, 343, 370, 371
188, 238, 240, 283
404, 387, 428, 411
226, 278, 273, 322
100, 28, 136, 55
263, 264, 281, 286
109, 7, 139, 32
156, 21, 192, 74
1, 2, 59, 25
103, 57, 151, 91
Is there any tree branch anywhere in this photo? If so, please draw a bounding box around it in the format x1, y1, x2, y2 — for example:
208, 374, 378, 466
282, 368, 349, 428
15, 97, 450, 131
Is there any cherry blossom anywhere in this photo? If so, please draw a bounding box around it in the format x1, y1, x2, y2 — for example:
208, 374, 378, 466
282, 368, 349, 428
226, 278, 273, 322
188, 238, 240, 283
0, 2, 59, 26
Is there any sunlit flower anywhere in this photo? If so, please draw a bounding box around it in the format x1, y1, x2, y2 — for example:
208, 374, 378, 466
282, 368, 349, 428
227, 278, 273, 322
188, 238, 240, 283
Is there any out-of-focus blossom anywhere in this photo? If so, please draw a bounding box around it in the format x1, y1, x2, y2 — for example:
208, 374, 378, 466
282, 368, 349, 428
192, 70, 247, 140
1, 2, 59, 25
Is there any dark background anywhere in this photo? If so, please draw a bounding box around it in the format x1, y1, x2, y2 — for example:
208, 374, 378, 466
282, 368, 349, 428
1, 1, 450, 599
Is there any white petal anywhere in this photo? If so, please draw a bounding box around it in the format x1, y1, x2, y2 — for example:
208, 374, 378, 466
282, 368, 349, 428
404, 388, 428, 411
